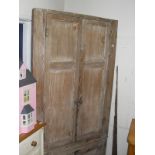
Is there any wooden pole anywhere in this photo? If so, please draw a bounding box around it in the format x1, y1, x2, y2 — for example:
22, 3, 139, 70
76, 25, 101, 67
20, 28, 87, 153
112, 66, 118, 155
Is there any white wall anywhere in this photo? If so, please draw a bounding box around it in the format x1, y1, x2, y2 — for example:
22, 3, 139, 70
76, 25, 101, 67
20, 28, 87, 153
64, 1, 135, 155
19, 0, 64, 19
19, 0, 65, 69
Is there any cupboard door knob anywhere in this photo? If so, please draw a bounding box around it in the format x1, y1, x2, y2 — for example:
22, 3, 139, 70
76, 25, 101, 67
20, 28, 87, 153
31, 141, 37, 147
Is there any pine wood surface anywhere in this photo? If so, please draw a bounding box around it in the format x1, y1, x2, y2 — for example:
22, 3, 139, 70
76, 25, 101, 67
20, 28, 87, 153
127, 119, 135, 155
32, 9, 118, 154
128, 119, 135, 145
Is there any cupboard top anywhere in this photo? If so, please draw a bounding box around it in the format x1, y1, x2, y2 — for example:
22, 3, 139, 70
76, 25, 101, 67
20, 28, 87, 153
32, 8, 118, 24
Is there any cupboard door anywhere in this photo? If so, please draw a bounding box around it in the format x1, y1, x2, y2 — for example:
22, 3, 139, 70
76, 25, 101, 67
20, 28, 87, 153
47, 151, 74, 155
44, 13, 80, 148
75, 145, 104, 155
77, 19, 110, 140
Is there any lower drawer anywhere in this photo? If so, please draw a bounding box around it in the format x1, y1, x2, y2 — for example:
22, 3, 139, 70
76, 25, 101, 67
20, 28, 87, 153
19, 128, 43, 155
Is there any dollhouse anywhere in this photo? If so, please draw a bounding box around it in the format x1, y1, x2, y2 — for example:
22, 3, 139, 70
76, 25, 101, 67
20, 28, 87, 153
19, 60, 36, 134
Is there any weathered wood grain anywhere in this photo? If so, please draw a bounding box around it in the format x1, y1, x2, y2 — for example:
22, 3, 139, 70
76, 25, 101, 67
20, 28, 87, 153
44, 12, 80, 149
32, 9, 46, 122
32, 8, 117, 155
46, 137, 106, 155
102, 21, 118, 150
76, 19, 110, 141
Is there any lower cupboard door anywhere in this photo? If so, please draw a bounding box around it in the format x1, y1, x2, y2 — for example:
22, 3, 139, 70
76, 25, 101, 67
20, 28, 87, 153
46, 151, 74, 155
75, 146, 104, 155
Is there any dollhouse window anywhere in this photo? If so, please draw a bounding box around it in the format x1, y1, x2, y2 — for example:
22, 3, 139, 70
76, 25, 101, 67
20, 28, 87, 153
22, 113, 33, 126
23, 120, 26, 125
24, 90, 29, 103
22, 114, 27, 126
23, 115, 25, 120
19, 71, 23, 80
20, 73, 22, 78
19, 69, 26, 80
28, 113, 33, 124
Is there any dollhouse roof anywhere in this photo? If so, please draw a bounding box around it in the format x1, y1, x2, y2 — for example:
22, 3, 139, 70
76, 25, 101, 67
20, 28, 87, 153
19, 61, 36, 87
19, 70, 36, 87
21, 104, 34, 114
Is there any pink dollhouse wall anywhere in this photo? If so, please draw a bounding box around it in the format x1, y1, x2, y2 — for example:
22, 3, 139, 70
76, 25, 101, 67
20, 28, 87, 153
19, 83, 36, 134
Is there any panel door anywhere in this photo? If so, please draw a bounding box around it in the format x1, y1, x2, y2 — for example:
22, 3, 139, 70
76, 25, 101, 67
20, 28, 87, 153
44, 13, 80, 149
77, 19, 110, 141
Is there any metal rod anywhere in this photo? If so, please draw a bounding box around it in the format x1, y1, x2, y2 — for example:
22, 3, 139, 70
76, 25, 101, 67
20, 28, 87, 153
112, 66, 118, 155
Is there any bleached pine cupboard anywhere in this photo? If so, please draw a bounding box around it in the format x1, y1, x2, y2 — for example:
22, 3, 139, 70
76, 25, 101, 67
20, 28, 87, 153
32, 9, 117, 155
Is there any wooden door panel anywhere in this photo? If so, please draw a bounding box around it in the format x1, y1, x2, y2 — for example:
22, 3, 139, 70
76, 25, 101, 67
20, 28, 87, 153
77, 67, 105, 140
81, 19, 108, 62
46, 14, 80, 62
44, 70, 76, 147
